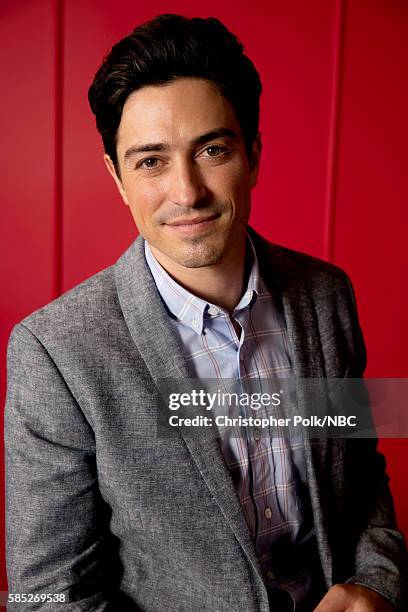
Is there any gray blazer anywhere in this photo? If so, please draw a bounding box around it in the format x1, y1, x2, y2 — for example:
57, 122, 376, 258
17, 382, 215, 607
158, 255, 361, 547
5, 227, 408, 611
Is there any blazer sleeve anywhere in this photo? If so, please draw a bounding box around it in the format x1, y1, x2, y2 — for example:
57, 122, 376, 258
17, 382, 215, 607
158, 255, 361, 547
4, 323, 130, 611
342, 276, 408, 610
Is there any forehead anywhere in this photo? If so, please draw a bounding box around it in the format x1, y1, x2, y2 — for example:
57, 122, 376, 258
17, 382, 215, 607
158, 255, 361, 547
116, 78, 242, 149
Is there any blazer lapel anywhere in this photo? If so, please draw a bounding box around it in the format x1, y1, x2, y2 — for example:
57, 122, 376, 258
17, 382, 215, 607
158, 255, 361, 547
114, 235, 265, 587
280, 282, 334, 586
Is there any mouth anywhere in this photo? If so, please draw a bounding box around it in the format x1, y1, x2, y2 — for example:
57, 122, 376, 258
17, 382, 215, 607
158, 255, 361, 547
165, 214, 219, 234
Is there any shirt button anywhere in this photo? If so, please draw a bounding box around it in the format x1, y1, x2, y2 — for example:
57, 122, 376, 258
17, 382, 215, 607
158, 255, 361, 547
191, 317, 200, 329
254, 429, 261, 441
264, 507, 272, 519
208, 306, 219, 316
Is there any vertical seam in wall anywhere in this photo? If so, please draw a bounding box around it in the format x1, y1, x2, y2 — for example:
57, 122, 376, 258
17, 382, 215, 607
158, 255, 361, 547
54, 0, 64, 298
324, 0, 346, 263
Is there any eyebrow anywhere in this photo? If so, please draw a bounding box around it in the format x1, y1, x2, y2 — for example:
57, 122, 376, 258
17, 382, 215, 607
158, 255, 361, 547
123, 128, 238, 162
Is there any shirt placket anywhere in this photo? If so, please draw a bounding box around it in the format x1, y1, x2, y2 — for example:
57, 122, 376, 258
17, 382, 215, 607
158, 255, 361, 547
238, 308, 283, 585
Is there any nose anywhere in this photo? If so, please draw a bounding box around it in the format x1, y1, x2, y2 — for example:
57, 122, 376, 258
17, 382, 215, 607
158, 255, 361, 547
168, 158, 207, 207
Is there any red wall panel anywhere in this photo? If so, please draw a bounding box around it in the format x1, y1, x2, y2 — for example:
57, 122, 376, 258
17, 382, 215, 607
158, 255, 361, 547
333, 0, 408, 535
1, 0, 407, 596
0, 0, 57, 594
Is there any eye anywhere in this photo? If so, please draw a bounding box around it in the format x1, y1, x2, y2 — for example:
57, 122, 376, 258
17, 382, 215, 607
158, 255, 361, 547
204, 145, 226, 157
137, 157, 160, 169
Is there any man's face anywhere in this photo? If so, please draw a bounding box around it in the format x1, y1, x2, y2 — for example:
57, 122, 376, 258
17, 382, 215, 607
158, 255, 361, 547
105, 78, 261, 269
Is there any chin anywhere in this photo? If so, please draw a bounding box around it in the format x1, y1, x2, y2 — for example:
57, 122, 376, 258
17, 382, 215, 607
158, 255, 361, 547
170, 241, 227, 269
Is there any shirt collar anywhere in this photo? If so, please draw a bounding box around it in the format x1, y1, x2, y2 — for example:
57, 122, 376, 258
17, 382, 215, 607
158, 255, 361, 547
144, 232, 260, 335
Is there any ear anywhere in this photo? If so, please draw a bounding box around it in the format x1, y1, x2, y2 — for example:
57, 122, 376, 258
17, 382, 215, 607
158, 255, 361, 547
249, 132, 262, 188
103, 154, 129, 205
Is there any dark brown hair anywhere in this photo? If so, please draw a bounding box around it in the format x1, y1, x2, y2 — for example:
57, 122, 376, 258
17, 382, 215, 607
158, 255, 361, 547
88, 14, 262, 178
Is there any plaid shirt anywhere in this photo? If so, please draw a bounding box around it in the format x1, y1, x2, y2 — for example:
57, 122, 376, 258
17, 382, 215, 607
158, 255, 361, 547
144, 235, 321, 610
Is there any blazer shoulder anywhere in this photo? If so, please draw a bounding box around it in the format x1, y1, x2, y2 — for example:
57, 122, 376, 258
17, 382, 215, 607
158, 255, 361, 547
249, 227, 353, 292
15, 263, 120, 345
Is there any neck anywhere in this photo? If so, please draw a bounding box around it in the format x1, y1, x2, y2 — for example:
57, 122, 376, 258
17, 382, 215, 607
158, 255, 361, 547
149, 239, 249, 313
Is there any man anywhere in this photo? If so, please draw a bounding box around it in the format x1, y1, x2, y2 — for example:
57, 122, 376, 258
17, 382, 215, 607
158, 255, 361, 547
5, 14, 407, 612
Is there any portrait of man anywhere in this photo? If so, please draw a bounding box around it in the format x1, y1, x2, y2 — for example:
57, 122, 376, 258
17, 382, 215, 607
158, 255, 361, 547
4, 13, 408, 612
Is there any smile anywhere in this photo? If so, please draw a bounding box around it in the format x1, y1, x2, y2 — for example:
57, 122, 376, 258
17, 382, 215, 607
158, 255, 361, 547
165, 215, 219, 234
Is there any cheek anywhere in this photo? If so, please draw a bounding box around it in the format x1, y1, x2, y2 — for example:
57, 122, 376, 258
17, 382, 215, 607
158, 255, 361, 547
125, 181, 164, 226
221, 158, 251, 191
222, 165, 252, 208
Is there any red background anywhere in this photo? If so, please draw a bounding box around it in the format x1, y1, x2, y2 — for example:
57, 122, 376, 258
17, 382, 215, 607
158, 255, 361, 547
1, 0, 407, 595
